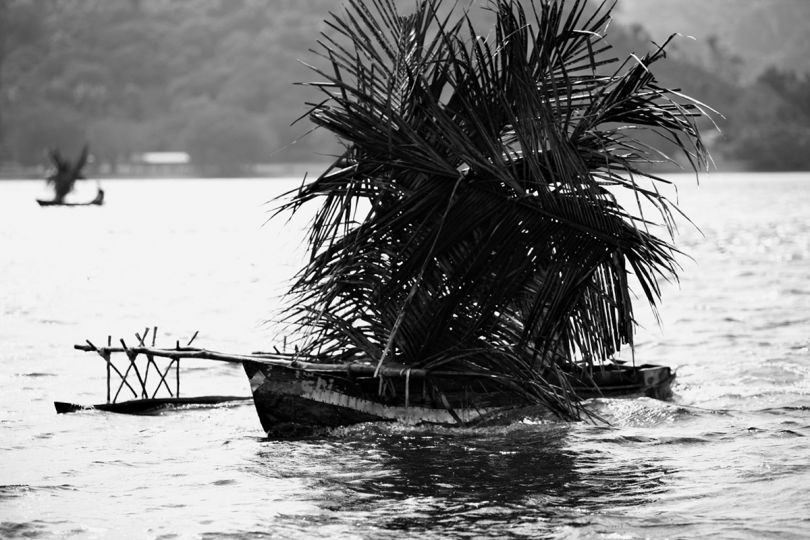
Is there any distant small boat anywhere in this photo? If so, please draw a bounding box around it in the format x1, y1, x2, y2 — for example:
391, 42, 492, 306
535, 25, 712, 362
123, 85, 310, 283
37, 187, 104, 207
38, 145, 104, 206
242, 359, 676, 437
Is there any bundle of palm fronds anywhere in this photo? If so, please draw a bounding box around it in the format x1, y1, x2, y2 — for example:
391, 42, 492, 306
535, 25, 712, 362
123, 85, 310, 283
46, 146, 88, 203
277, 0, 711, 418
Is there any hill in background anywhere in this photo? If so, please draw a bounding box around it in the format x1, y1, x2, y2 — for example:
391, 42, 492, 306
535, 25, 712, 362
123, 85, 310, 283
613, 0, 810, 171
614, 0, 810, 83
1, 0, 809, 175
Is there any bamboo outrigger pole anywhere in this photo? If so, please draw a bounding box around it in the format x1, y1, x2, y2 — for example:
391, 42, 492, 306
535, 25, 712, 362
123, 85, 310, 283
74, 338, 519, 381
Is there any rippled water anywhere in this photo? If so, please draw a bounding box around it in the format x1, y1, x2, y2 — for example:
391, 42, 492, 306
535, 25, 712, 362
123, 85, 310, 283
1, 173, 809, 539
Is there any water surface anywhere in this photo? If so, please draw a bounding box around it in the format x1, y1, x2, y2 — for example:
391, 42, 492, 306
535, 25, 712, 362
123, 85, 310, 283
1, 173, 809, 539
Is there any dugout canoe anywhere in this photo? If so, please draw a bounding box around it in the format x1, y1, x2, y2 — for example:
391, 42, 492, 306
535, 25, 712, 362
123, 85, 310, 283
67, 340, 675, 435
242, 359, 675, 437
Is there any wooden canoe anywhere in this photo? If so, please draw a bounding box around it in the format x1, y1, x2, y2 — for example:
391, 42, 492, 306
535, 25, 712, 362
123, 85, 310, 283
242, 360, 675, 437
67, 340, 675, 435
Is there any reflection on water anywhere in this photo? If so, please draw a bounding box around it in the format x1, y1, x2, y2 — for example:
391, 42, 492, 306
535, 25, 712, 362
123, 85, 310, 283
242, 397, 810, 538
247, 422, 673, 537
1, 174, 809, 538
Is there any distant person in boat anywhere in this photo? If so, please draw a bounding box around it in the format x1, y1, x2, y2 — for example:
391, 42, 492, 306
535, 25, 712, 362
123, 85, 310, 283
45, 145, 89, 204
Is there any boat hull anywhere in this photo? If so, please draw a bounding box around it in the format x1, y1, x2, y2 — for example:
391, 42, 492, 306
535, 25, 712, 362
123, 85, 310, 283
243, 361, 498, 437
242, 360, 676, 437
37, 188, 104, 207
37, 200, 102, 207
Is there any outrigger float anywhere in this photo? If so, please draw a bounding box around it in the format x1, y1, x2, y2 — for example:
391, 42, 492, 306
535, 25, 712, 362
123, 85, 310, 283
62, 329, 675, 436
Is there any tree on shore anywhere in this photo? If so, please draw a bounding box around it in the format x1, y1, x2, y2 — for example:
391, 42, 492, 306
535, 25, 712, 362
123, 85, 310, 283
183, 105, 273, 176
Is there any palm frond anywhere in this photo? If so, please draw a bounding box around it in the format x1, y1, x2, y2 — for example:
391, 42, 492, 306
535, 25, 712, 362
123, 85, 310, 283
277, 0, 711, 419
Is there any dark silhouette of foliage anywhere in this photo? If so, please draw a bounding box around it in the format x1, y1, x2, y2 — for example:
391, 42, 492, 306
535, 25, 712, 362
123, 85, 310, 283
184, 105, 273, 176
719, 67, 810, 171
758, 67, 810, 121
730, 124, 810, 172
46, 145, 89, 202
277, 0, 712, 418
10, 105, 87, 166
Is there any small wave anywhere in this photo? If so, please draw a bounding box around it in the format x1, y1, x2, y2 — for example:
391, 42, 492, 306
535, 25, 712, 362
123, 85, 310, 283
783, 288, 810, 296
654, 436, 711, 445
607, 434, 659, 444
0, 485, 32, 499
585, 397, 699, 427
0, 521, 47, 538
755, 318, 810, 330
759, 405, 810, 414
212, 479, 238, 486
92, 460, 137, 467
37, 319, 71, 325
0, 484, 76, 500
326, 418, 569, 441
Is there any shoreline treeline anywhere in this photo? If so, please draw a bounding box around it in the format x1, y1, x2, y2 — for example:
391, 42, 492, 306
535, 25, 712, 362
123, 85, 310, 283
1, 0, 808, 174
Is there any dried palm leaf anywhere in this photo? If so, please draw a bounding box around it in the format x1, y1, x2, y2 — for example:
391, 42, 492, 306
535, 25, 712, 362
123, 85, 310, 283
277, 0, 711, 419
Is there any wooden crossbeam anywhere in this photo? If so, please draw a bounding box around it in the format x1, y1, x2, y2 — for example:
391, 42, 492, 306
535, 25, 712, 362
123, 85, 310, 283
85, 340, 138, 403
113, 358, 140, 403
151, 357, 176, 399
120, 339, 147, 399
